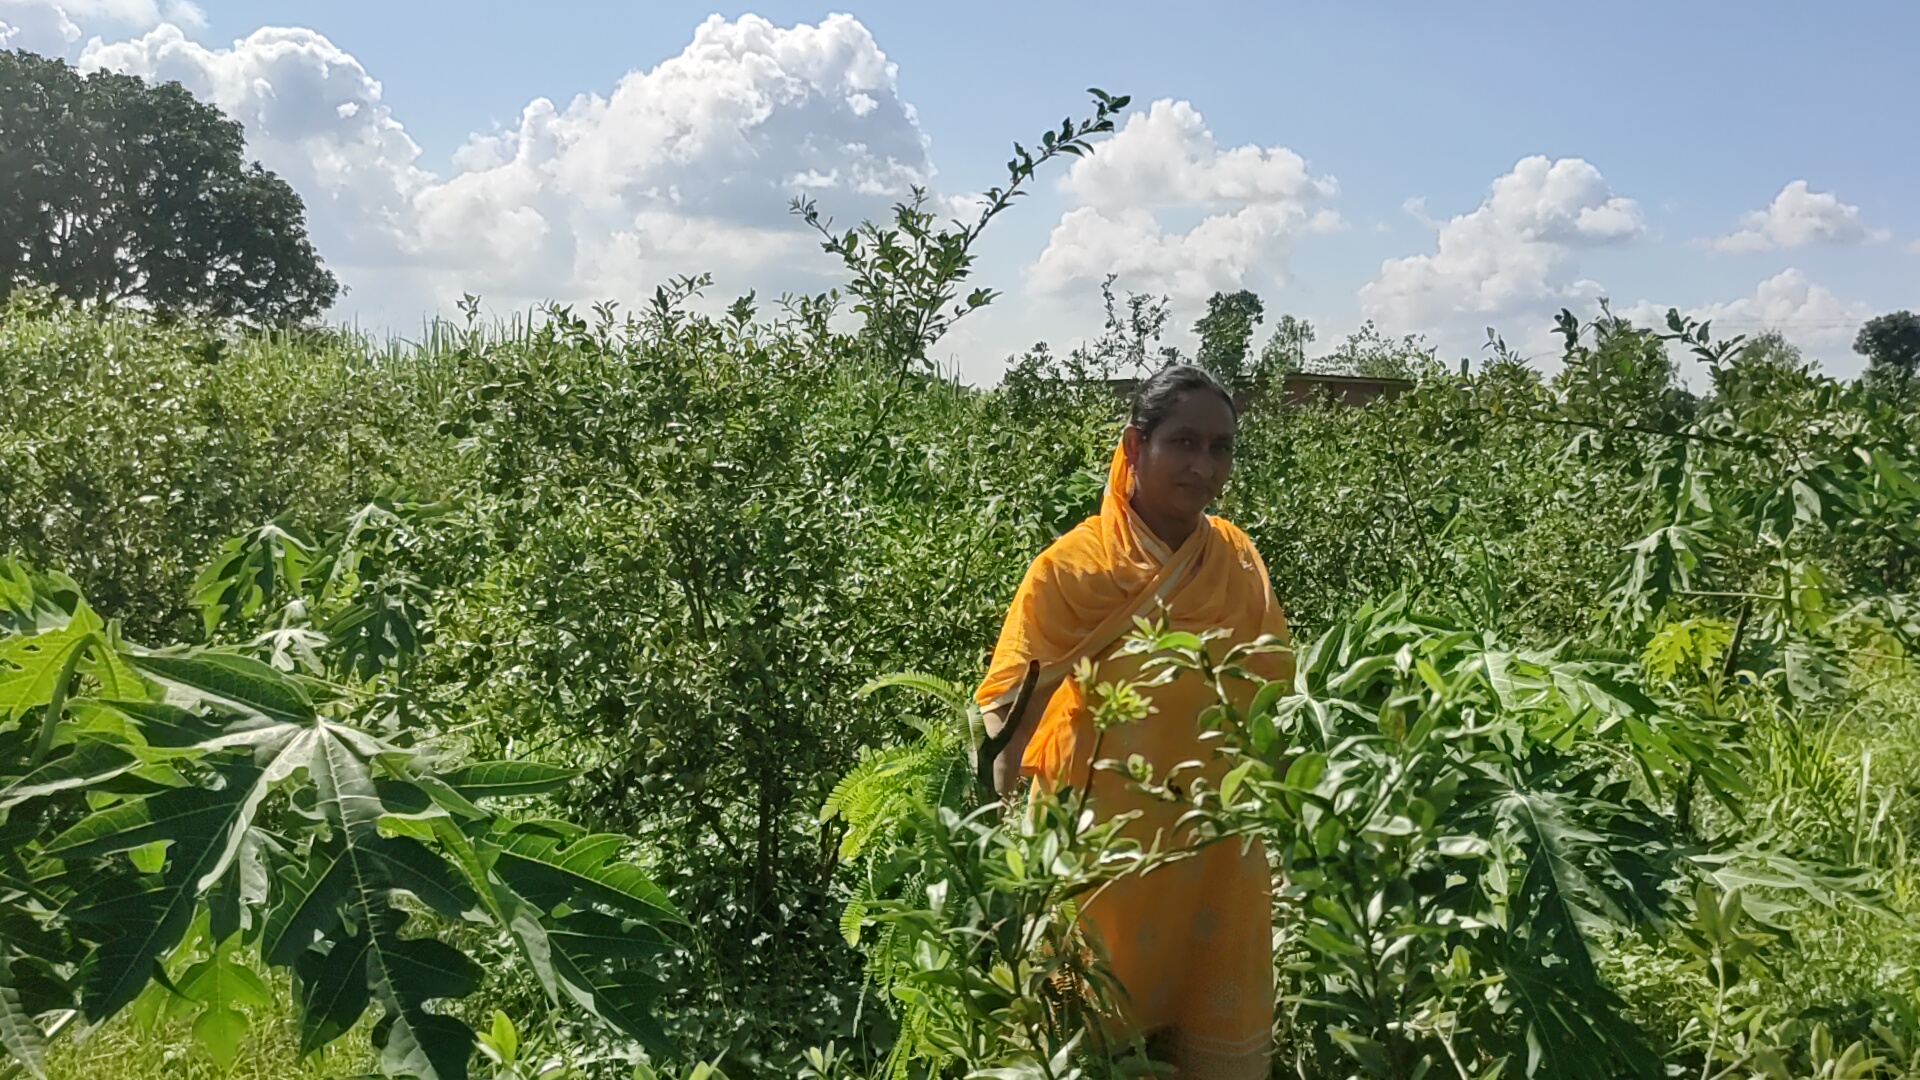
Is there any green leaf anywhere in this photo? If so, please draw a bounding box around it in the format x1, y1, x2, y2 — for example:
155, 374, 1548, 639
192, 1004, 247, 1070
0, 954, 48, 1080
0, 739, 140, 809
268, 726, 481, 1077
484, 821, 681, 1051
480, 1009, 517, 1065
442, 761, 578, 799
1331, 1028, 1393, 1077
96, 699, 232, 748
293, 929, 371, 1054
490, 822, 682, 926
191, 523, 312, 637
177, 947, 274, 1011
1219, 760, 1255, 805
364, 911, 481, 1080
80, 644, 150, 702
263, 849, 351, 968
856, 671, 970, 735
0, 561, 83, 638
55, 761, 264, 1019
129, 650, 314, 724
1502, 958, 1662, 1080
0, 621, 94, 723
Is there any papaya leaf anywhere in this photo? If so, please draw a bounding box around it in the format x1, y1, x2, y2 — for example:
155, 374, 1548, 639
441, 761, 577, 800
0, 739, 140, 809
92, 699, 232, 749
0, 953, 47, 1080
488, 822, 682, 926
293, 929, 371, 1055
0, 562, 82, 638
1502, 957, 1661, 1080
262, 850, 354, 968
363, 911, 482, 1080
128, 651, 314, 724
0, 620, 95, 724
52, 760, 263, 1019
268, 726, 479, 1078
191, 523, 313, 638
483, 821, 680, 1050
79, 641, 148, 703
546, 955, 672, 1057
192, 1003, 247, 1070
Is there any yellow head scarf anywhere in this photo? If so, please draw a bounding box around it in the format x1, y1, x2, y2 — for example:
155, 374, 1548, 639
976, 439, 1289, 785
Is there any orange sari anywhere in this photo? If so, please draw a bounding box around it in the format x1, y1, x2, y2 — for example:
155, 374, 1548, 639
976, 441, 1292, 1080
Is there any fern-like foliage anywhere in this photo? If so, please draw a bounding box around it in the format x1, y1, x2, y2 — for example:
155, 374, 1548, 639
822, 672, 978, 861
822, 671, 984, 1079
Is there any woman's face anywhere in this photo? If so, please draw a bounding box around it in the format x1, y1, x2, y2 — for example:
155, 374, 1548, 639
1125, 390, 1237, 523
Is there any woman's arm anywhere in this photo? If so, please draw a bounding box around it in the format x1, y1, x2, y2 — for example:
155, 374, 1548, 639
980, 674, 1060, 796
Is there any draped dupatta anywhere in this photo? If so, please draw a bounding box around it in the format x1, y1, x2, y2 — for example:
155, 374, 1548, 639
975, 439, 1288, 787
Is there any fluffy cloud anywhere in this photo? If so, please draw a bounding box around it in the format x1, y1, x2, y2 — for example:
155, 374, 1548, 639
0, 0, 77, 50
67, 11, 930, 322
1029, 99, 1339, 302
0, 0, 197, 52
82, 24, 432, 268
1360, 156, 1643, 342
1710, 181, 1887, 253
1621, 268, 1871, 359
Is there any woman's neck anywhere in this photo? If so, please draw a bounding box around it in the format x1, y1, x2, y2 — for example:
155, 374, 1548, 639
1128, 493, 1202, 551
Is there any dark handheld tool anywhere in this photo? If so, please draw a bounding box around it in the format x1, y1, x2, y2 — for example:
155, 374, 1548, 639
976, 659, 1041, 796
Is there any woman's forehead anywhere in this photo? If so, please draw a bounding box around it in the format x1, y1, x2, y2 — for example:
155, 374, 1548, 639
1160, 391, 1236, 435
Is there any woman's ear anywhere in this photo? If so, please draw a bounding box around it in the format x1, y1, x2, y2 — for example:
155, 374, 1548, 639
1122, 424, 1142, 467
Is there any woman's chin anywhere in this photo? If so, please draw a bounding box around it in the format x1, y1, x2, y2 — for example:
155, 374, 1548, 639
1175, 495, 1214, 520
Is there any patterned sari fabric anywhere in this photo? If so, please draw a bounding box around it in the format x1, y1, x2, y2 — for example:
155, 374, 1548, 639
976, 440, 1292, 1079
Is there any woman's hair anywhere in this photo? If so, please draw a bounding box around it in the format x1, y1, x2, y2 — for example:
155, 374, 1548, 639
1129, 364, 1237, 436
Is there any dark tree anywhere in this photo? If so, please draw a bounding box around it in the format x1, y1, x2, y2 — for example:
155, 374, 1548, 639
0, 49, 337, 323
1193, 289, 1264, 384
1854, 310, 1920, 391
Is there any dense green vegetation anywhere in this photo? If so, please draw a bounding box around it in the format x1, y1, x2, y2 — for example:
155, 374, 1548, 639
1, 88, 1918, 1080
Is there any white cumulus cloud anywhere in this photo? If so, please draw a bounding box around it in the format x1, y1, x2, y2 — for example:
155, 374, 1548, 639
1620, 269, 1871, 359
0, 0, 198, 53
1359, 156, 1643, 344
82, 24, 433, 266
1029, 99, 1338, 302
1710, 181, 1887, 253
0, 0, 79, 51
67, 11, 932, 322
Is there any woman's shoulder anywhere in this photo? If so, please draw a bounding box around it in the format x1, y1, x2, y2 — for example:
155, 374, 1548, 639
1205, 514, 1259, 554
1206, 515, 1271, 576
1031, 516, 1103, 568
1012, 516, 1106, 591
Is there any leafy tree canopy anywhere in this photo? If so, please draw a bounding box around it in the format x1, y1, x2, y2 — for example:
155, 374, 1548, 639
0, 49, 338, 324
1318, 319, 1433, 379
1250, 313, 1315, 387
1855, 309, 1920, 390
1734, 329, 1805, 373
1193, 288, 1264, 383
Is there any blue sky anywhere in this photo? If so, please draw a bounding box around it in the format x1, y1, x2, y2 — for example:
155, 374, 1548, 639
5, 0, 1913, 377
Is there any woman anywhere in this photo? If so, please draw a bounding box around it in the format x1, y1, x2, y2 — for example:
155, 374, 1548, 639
975, 364, 1292, 1080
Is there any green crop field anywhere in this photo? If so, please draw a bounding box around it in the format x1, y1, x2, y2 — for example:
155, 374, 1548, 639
1, 86, 1918, 1080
